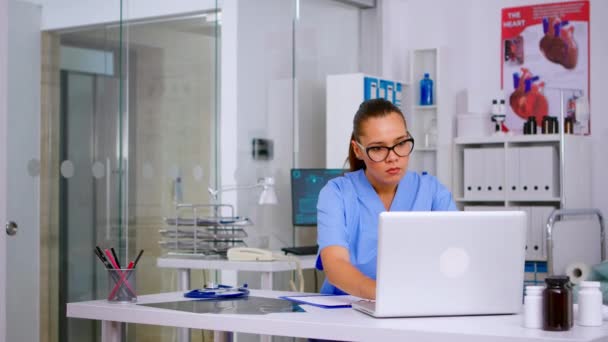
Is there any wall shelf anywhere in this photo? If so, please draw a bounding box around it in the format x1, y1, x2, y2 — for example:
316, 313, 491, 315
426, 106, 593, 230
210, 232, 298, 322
407, 47, 443, 178
455, 134, 562, 145
414, 105, 437, 110
455, 198, 506, 203
456, 197, 561, 203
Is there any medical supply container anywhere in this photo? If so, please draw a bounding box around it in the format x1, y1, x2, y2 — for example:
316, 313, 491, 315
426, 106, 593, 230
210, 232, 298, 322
543, 276, 573, 331
419, 73, 433, 105
524, 285, 544, 328
578, 281, 603, 326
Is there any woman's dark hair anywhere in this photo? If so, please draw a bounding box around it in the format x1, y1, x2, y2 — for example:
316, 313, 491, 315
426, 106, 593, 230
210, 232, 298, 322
347, 98, 406, 171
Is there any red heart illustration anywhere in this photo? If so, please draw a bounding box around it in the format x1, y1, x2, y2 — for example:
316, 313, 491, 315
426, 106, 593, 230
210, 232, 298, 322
539, 17, 578, 70
509, 70, 548, 124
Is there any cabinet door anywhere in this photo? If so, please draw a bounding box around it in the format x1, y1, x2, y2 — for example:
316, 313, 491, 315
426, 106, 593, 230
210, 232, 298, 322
518, 207, 535, 260
506, 147, 521, 200
519, 146, 559, 200
482, 148, 505, 200
533, 146, 559, 199
463, 148, 477, 199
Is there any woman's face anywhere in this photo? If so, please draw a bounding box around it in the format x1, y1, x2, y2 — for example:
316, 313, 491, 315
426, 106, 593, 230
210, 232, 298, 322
352, 112, 410, 189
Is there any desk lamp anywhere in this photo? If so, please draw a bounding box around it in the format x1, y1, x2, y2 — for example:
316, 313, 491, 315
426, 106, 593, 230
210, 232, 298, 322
207, 177, 278, 205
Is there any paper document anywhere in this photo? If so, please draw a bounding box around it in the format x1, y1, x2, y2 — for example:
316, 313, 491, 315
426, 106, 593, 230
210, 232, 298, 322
279, 294, 364, 308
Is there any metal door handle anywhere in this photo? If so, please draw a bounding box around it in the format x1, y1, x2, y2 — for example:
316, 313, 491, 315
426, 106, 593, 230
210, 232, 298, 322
106, 158, 111, 240
6, 221, 18, 236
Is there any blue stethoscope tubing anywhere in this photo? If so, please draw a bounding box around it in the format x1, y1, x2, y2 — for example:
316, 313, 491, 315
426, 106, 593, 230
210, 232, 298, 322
184, 284, 250, 299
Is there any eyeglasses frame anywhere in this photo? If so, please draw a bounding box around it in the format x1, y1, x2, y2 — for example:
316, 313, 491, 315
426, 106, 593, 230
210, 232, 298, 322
354, 134, 415, 162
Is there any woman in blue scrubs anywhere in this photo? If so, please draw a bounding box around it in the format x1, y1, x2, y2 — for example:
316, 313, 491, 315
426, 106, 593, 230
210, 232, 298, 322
316, 98, 457, 299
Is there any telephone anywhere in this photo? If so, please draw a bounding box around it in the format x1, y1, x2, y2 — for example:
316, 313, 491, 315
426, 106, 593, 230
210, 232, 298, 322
226, 246, 305, 292
226, 247, 275, 261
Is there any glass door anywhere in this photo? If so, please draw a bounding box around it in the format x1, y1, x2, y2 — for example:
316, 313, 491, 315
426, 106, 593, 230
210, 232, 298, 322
54, 5, 222, 342
0, 0, 42, 341
56, 13, 129, 342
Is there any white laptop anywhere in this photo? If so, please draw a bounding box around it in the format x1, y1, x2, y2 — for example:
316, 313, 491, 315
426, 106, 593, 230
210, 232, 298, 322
352, 211, 527, 318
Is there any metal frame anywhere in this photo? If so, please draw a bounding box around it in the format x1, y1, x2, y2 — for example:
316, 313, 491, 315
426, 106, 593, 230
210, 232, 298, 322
161, 203, 251, 257
546, 208, 605, 275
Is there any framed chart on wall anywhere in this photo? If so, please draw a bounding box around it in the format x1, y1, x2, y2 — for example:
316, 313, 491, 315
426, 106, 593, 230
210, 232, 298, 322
501, 1, 590, 135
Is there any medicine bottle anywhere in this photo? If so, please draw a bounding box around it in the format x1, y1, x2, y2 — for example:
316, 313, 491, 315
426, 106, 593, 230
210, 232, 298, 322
578, 281, 603, 326
543, 276, 573, 331
524, 285, 544, 328
529, 116, 537, 134
564, 117, 574, 134
541, 116, 550, 134
551, 117, 559, 134
419, 73, 433, 106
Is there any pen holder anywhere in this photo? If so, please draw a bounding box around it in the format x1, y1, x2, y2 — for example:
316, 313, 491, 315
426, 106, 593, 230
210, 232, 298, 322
107, 269, 137, 303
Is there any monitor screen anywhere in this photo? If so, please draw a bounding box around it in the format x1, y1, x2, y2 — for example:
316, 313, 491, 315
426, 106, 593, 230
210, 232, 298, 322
291, 169, 345, 226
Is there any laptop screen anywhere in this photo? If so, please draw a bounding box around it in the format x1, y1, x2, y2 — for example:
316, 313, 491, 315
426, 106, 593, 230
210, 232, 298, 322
291, 169, 345, 226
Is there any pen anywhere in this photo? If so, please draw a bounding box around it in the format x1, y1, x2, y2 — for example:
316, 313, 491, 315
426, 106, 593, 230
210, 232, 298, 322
95, 247, 117, 270
94, 248, 111, 269
104, 249, 118, 269
111, 247, 121, 269
133, 249, 144, 268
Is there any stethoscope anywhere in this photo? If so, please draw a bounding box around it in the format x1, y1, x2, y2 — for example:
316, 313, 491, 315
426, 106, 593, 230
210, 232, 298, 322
184, 283, 250, 299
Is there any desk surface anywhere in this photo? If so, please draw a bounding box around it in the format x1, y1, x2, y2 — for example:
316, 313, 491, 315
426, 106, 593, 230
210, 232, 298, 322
157, 255, 317, 272
67, 290, 608, 342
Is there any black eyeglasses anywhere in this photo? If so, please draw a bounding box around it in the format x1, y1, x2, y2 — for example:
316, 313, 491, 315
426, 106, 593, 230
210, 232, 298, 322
356, 136, 415, 162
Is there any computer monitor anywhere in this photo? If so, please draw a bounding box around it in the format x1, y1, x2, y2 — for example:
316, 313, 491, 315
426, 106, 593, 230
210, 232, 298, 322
291, 169, 345, 226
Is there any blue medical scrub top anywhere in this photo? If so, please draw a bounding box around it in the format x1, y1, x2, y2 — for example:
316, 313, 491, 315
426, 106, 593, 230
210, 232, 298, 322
316, 169, 457, 295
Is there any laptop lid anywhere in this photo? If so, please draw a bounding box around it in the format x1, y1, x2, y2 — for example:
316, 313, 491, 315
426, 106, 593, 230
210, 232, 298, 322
373, 211, 527, 317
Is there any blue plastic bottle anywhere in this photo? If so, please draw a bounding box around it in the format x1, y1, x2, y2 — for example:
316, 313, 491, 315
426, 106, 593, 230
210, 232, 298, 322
420, 73, 434, 105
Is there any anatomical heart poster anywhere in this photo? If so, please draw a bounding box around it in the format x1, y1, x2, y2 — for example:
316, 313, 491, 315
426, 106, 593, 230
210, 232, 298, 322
501, 1, 590, 134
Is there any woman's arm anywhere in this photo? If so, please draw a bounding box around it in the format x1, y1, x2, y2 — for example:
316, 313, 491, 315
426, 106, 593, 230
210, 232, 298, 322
320, 245, 376, 299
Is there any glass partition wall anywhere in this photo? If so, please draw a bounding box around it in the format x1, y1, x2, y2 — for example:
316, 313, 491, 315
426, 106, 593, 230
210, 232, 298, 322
40, 0, 366, 341
231, 0, 361, 296
42, 4, 222, 342
56, 25, 126, 342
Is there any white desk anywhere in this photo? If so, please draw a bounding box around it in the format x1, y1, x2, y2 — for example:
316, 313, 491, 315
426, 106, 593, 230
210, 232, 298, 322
68, 290, 608, 342
157, 255, 317, 291
157, 255, 317, 342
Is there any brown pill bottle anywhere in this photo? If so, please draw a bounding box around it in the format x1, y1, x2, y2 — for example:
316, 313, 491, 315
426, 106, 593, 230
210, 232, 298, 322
542, 276, 573, 331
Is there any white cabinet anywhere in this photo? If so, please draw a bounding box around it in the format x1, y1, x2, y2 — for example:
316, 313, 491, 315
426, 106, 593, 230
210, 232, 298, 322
455, 134, 592, 261
326, 73, 406, 169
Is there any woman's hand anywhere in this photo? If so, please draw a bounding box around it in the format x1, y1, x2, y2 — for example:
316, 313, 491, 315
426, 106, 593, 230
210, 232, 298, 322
321, 246, 376, 299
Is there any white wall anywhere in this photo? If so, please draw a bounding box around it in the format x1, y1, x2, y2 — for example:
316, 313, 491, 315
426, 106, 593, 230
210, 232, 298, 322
360, 0, 409, 83
385, 0, 608, 217
230, 0, 295, 252
296, 0, 360, 168
379, 0, 409, 82
589, 0, 608, 224
222, 0, 361, 253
